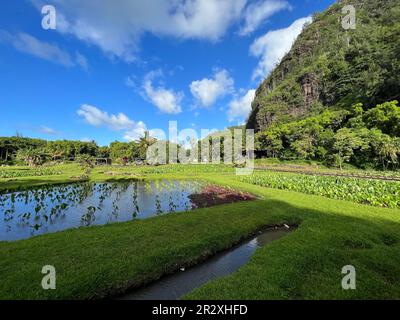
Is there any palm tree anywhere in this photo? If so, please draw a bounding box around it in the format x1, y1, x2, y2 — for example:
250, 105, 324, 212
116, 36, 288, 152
138, 131, 156, 160
16, 148, 45, 166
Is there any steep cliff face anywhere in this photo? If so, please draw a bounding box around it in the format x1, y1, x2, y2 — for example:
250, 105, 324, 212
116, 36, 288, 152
247, 0, 400, 132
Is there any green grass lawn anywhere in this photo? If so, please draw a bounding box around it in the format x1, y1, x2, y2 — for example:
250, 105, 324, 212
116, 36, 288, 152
0, 164, 400, 299
0, 164, 86, 192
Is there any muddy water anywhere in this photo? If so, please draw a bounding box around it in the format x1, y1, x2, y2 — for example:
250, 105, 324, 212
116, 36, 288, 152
119, 228, 291, 300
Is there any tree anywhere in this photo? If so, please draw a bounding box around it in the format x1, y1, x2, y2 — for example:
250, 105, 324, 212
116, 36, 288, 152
97, 146, 110, 158
46, 140, 98, 160
0, 137, 46, 162
363, 100, 400, 136
75, 154, 95, 175
291, 135, 315, 159
333, 128, 368, 170
256, 131, 283, 158
16, 148, 46, 166
370, 130, 399, 170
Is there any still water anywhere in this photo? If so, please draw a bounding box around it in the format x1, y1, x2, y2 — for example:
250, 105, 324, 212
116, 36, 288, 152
0, 180, 204, 241
119, 228, 292, 300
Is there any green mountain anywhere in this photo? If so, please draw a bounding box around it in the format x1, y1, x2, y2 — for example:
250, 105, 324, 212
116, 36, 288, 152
246, 0, 400, 169
247, 0, 400, 131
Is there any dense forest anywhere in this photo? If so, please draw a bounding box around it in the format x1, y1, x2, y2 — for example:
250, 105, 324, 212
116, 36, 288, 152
247, 0, 400, 169
255, 100, 400, 169
0, 136, 154, 166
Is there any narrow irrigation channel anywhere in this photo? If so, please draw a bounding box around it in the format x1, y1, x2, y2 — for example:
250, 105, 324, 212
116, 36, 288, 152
118, 226, 293, 300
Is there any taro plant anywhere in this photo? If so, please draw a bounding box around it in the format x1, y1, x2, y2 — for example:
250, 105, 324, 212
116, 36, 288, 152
239, 172, 400, 208
81, 206, 96, 226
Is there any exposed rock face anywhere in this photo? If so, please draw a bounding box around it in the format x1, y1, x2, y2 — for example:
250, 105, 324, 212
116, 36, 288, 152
250, 107, 278, 133
300, 73, 319, 107
246, 21, 325, 132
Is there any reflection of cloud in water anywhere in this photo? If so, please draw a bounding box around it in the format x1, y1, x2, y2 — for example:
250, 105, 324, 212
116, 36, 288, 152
0, 180, 205, 241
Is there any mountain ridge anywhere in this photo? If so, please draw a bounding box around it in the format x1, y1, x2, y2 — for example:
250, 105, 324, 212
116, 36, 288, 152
246, 0, 400, 132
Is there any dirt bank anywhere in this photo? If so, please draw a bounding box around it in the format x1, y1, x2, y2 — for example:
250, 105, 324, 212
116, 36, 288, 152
189, 185, 257, 209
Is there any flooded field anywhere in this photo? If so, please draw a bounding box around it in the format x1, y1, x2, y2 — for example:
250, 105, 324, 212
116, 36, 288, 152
0, 180, 256, 241
0, 180, 206, 241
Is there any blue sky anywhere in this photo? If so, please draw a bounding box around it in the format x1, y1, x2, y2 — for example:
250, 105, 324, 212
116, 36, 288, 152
0, 0, 335, 146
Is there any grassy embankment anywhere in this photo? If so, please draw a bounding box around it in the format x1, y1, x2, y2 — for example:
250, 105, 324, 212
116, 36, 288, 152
0, 163, 400, 299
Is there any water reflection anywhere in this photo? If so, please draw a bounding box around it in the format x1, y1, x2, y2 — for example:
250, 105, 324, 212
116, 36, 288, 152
0, 180, 204, 241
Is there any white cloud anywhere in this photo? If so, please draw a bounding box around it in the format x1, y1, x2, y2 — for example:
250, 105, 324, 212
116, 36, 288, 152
39, 126, 58, 135
167, 0, 246, 40
239, 0, 291, 36
125, 127, 168, 142
0, 31, 73, 67
123, 121, 147, 141
77, 104, 148, 141
30, 0, 247, 62
190, 69, 234, 107
250, 16, 312, 80
75, 52, 89, 71
77, 104, 134, 130
0, 30, 89, 70
142, 71, 183, 114
228, 89, 256, 122
125, 76, 136, 88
